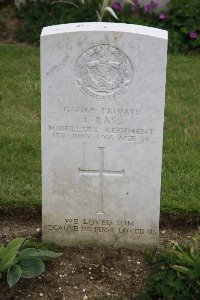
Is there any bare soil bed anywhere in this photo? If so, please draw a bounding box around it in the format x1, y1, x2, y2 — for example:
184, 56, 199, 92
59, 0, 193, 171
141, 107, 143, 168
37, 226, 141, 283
0, 212, 198, 300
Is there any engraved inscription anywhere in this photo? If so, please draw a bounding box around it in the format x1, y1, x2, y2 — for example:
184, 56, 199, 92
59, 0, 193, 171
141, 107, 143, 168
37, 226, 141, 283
76, 45, 133, 100
78, 147, 124, 215
48, 105, 154, 143
49, 125, 154, 143
43, 218, 158, 236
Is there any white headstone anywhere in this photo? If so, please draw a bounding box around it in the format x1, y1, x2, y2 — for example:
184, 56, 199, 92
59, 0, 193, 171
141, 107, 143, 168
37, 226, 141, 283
41, 23, 168, 248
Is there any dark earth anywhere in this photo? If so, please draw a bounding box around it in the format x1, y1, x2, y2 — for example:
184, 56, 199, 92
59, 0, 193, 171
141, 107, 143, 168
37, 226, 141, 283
0, 209, 198, 300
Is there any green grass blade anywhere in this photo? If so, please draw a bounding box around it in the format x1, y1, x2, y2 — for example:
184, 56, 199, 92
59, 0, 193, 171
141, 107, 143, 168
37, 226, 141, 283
170, 250, 197, 266
171, 264, 190, 274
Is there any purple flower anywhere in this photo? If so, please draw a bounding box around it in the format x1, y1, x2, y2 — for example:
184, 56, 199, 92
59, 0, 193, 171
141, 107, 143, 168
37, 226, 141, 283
159, 12, 166, 20
143, 3, 150, 12
150, 0, 158, 8
131, 4, 136, 12
189, 32, 197, 40
112, 2, 122, 12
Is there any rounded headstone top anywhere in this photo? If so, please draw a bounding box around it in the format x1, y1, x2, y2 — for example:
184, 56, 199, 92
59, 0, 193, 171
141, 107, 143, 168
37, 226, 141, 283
41, 22, 168, 40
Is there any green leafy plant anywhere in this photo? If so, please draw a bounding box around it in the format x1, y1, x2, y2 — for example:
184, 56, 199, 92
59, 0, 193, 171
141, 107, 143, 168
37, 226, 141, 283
96, 0, 118, 22
138, 231, 200, 299
170, 230, 200, 289
51, 0, 119, 21
16, 0, 200, 53
0, 237, 62, 288
166, 0, 200, 52
51, 0, 84, 8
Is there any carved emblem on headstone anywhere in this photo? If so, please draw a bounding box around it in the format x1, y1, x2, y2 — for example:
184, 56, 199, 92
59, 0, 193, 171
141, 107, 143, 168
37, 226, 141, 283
76, 44, 133, 100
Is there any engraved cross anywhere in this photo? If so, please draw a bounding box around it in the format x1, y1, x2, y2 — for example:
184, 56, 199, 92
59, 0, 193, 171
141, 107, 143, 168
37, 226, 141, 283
78, 147, 125, 215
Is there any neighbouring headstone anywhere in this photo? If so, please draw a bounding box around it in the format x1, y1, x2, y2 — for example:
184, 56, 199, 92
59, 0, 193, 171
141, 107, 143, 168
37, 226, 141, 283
41, 22, 168, 248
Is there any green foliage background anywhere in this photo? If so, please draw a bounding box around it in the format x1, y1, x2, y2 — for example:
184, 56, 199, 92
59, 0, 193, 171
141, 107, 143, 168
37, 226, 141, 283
15, 0, 200, 53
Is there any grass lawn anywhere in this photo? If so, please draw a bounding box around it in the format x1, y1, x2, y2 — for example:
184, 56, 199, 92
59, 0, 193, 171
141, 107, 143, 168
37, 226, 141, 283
0, 44, 200, 215
0, 45, 40, 207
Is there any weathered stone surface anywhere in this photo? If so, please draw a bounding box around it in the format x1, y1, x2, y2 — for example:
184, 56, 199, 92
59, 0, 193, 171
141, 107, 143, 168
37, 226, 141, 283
41, 22, 168, 248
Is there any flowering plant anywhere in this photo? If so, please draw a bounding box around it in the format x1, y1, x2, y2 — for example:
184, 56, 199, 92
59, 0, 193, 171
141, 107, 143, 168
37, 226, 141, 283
115, 0, 200, 53
16, 0, 200, 53
96, 1, 134, 21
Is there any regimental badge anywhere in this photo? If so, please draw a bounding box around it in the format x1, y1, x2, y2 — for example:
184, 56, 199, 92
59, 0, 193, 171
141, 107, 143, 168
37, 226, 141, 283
76, 44, 133, 101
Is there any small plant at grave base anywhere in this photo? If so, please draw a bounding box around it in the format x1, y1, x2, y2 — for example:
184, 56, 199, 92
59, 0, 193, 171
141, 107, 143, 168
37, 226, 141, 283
137, 231, 200, 300
0, 237, 62, 288
169, 228, 200, 292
